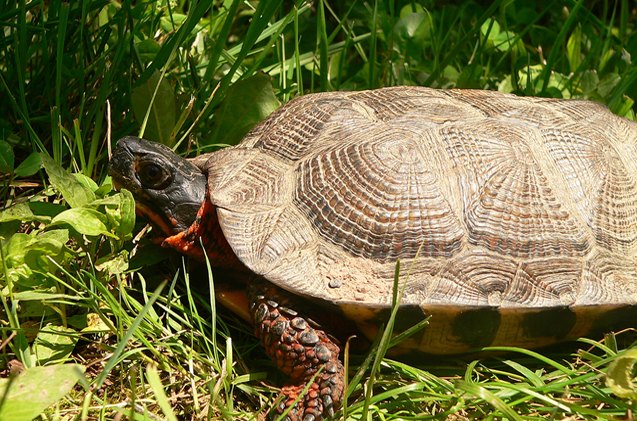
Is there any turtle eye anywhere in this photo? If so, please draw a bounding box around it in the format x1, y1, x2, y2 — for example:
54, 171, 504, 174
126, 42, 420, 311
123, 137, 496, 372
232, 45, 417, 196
137, 160, 172, 189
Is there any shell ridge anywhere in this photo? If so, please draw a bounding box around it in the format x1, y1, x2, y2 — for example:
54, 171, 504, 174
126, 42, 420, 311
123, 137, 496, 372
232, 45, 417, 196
204, 87, 637, 322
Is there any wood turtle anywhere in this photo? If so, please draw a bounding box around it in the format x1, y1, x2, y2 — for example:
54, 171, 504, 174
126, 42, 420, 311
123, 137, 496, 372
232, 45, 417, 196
109, 86, 637, 420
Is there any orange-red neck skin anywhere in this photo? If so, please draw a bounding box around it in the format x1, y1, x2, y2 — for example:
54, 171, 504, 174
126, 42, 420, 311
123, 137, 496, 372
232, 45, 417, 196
162, 198, 242, 269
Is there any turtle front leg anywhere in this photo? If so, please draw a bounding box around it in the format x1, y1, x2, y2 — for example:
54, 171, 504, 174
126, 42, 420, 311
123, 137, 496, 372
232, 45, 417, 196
249, 280, 344, 420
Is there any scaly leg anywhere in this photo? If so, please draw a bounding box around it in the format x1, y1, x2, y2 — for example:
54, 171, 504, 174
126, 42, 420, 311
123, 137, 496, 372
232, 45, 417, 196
249, 281, 344, 420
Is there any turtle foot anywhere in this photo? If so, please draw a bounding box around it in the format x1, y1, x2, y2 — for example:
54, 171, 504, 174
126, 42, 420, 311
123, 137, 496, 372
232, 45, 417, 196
276, 369, 343, 420
249, 281, 344, 420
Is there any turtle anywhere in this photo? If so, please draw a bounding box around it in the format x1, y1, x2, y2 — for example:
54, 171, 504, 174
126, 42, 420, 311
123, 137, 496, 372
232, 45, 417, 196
109, 86, 637, 420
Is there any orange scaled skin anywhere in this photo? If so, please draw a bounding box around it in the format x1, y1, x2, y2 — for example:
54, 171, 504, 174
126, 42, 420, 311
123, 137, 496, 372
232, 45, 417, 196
160, 197, 344, 420
163, 197, 240, 268
251, 282, 343, 420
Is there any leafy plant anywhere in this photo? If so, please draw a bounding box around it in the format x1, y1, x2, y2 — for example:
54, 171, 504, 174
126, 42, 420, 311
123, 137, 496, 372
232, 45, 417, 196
1, 0, 637, 419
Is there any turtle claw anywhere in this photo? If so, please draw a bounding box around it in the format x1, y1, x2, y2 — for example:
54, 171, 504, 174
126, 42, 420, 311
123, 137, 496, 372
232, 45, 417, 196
249, 281, 344, 420
276, 372, 342, 420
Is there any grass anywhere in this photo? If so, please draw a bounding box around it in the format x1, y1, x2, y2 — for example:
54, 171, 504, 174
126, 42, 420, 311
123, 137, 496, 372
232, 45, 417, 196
1, 0, 637, 419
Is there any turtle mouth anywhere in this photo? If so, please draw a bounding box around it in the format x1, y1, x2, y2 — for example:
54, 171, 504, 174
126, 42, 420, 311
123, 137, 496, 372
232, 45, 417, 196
109, 136, 207, 238
133, 200, 181, 240
109, 148, 182, 238
111, 173, 182, 239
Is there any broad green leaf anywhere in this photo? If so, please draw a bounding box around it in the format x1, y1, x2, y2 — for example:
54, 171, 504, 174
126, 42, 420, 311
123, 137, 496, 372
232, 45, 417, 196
20, 299, 58, 318
544, 72, 571, 96
135, 38, 161, 65
95, 250, 129, 274
0, 140, 14, 173
498, 64, 570, 96
0, 202, 50, 227
0, 364, 85, 421
160, 13, 188, 32
94, 179, 113, 198
209, 73, 280, 146
34, 228, 70, 245
51, 208, 114, 237
73, 173, 99, 193
480, 18, 522, 54
131, 71, 176, 146
0, 202, 39, 224
606, 349, 637, 399
579, 70, 600, 96
22, 229, 71, 276
3, 233, 31, 268
14, 152, 42, 177
40, 154, 95, 208
91, 190, 136, 239
117, 189, 136, 236
32, 325, 78, 365
480, 18, 501, 46
3, 265, 35, 290
28, 201, 67, 218
394, 12, 427, 41
492, 30, 520, 53
0, 220, 20, 241
598, 72, 621, 98
393, 9, 433, 63
398, 2, 425, 18
89, 193, 130, 207
106, 189, 136, 238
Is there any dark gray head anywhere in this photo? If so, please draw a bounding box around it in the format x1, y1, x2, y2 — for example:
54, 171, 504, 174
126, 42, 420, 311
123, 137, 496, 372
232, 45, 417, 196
109, 137, 207, 234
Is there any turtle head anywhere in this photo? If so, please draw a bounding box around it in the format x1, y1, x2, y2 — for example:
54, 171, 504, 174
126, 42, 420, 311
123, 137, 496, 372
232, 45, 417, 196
109, 136, 207, 237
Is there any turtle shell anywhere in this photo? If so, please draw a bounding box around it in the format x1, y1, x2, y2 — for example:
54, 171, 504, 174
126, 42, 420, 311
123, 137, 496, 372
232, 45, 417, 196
194, 86, 637, 353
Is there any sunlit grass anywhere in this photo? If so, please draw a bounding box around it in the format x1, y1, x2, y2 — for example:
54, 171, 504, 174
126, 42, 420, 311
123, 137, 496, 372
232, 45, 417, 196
1, 0, 636, 419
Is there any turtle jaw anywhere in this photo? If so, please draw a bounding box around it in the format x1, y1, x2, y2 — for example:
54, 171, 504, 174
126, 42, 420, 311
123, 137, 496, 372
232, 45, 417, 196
132, 200, 179, 241
109, 145, 178, 238
109, 136, 207, 238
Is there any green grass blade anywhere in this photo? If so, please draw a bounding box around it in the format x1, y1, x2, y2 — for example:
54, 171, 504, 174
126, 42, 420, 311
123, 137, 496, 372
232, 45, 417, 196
145, 364, 179, 421
93, 279, 167, 389
455, 380, 523, 420
203, 0, 242, 82
540, 0, 585, 92
317, 0, 329, 90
